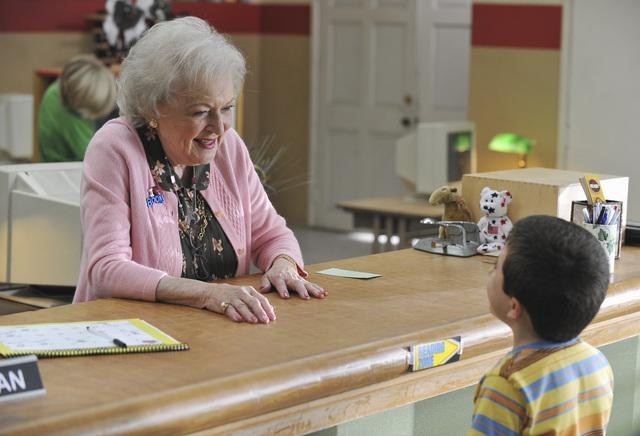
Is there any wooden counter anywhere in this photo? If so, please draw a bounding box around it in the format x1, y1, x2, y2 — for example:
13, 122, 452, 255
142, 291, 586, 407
1, 247, 640, 435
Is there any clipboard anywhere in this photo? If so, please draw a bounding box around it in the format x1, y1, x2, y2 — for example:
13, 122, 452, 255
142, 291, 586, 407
0, 319, 189, 358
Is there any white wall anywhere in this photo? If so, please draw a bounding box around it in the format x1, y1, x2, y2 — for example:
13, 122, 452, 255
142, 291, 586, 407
559, 0, 640, 224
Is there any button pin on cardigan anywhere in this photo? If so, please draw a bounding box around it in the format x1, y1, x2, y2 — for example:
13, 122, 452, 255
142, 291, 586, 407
146, 187, 165, 207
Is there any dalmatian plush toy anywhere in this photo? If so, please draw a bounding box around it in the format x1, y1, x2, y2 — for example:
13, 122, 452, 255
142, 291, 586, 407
477, 186, 513, 254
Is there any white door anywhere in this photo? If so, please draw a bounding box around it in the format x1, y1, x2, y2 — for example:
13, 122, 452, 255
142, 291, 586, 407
417, 0, 472, 123
309, 0, 471, 229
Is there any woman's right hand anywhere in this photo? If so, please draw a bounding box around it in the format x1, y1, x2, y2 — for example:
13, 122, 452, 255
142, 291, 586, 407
206, 283, 276, 324
156, 276, 276, 324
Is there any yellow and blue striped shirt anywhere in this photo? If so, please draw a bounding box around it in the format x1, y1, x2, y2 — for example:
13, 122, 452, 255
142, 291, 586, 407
470, 338, 613, 435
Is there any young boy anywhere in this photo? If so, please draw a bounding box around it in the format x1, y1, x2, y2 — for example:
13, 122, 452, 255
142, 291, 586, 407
470, 215, 614, 435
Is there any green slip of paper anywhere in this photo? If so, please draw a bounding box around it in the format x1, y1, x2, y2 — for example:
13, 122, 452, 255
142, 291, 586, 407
316, 268, 381, 279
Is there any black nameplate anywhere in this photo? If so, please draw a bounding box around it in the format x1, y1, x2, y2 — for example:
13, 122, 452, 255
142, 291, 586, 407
0, 355, 46, 402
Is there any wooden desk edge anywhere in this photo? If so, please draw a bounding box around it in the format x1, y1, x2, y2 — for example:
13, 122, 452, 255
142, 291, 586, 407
6, 285, 640, 435
4, 257, 640, 434
213, 308, 640, 436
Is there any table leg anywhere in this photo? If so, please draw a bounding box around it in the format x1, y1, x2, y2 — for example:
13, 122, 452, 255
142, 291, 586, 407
372, 214, 381, 254
398, 218, 408, 249
385, 216, 393, 252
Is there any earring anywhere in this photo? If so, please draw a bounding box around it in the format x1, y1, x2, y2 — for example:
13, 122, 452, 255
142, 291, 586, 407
145, 119, 159, 142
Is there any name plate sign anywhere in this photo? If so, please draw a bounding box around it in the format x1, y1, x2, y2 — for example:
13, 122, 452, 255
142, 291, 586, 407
0, 355, 46, 402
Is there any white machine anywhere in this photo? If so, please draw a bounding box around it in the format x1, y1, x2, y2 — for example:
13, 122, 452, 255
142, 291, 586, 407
395, 121, 476, 196
0, 94, 34, 160
0, 162, 83, 287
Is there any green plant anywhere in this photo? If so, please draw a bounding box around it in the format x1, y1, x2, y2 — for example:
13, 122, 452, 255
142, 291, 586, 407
247, 134, 308, 197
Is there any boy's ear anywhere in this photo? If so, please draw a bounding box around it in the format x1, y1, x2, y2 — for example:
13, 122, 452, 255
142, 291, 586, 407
507, 297, 523, 321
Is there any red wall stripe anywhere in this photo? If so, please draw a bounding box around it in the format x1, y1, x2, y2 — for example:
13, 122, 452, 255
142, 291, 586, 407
172, 3, 262, 34
260, 4, 310, 35
0, 0, 104, 32
0, 1, 310, 35
472, 4, 562, 50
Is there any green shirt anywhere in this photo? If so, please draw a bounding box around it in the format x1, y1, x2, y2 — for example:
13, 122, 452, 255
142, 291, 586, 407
38, 80, 95, 162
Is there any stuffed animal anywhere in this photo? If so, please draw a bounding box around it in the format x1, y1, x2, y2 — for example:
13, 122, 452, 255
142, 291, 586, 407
476, 186, 513, 254
428, 185, 473, 238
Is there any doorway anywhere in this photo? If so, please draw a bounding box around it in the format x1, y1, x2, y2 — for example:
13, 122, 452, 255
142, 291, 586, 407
309, 0, 472, 229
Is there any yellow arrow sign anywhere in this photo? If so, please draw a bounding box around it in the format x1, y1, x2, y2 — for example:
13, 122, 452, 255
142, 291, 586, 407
410, 336, 462, 371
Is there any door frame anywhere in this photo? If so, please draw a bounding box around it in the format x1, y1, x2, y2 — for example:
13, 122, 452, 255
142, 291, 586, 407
556, 0, 573, 170
308, 0, 322, 227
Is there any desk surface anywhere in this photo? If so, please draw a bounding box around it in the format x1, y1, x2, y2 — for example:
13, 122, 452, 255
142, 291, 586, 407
2, 248, 640, 435
339, 196, 443, 218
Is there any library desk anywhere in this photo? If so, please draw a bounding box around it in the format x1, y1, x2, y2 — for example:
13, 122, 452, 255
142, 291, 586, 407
1, 248, 640, 435
338, 196, 443, 253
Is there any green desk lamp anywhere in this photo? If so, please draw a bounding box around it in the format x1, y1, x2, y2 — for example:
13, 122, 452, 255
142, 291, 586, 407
488, 133, 534, 168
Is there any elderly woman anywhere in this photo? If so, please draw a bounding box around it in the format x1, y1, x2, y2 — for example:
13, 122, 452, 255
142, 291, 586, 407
74, 17, 326, 323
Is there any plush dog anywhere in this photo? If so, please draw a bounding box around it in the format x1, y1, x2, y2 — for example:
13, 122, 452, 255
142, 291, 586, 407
429, 185, 473, 238
476, 186, 513, 254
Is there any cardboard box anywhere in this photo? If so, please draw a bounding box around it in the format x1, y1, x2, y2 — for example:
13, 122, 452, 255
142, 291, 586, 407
461, 168, 629, 228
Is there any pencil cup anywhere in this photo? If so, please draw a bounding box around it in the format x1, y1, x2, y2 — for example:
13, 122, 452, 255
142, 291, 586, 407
571, 200, 623, 259
581, 223, 617, 274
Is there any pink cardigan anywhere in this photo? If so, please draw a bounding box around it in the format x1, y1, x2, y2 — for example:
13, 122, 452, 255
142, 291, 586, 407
74, 118, 305, 303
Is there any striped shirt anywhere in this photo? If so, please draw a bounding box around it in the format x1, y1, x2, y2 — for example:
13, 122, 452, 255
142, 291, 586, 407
469, 338, 613, 435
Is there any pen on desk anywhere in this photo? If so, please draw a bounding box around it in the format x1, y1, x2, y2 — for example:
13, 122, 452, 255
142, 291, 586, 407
86, 326, 128, 348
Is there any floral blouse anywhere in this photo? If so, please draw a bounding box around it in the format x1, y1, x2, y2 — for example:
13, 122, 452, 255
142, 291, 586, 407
137, 126, 238, 281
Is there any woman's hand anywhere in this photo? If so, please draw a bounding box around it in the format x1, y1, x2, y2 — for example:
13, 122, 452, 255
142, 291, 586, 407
260, 257, 327, 300
205, 283, 276, 324
156, 276, 275, 324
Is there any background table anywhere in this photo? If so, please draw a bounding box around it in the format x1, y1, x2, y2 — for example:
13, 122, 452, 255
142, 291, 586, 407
339, 196, 443, 252
1, 247, 639, 434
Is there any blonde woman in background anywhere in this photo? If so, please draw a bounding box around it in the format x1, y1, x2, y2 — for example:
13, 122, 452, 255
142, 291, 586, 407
38, 54, 117, 162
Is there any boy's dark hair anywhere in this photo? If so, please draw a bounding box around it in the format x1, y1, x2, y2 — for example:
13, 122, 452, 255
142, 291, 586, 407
502, 215, 609, 342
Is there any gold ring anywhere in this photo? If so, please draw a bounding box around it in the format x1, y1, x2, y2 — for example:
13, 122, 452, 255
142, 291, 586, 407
220, 301, 230, 312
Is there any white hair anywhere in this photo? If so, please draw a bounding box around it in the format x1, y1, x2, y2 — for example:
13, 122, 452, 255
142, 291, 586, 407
117, 16, 246, 127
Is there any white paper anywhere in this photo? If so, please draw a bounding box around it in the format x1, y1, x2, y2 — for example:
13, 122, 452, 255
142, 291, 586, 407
316, 268, 382, 279
0, 320, 165, 351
